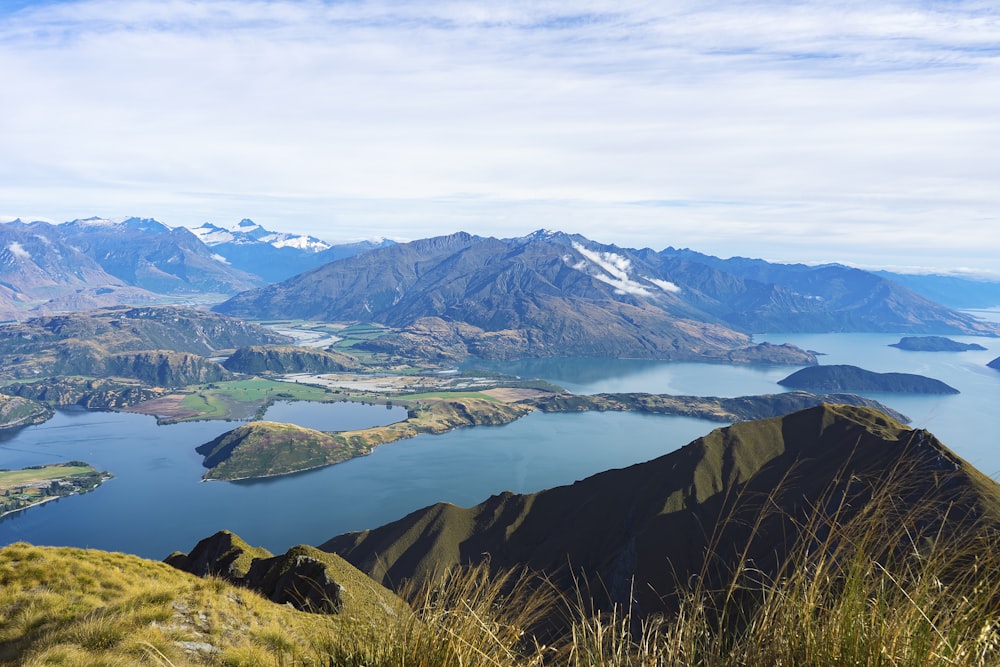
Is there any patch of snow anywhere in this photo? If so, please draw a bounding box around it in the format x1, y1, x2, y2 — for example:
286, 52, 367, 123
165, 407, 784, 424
190, 224, 234, 245
648, 278, 682, 293
7, 241, 30, 259
211, 253, 230, 265
571, 242, 652, 297
73, 217, 123, 227
271, 236, 331, 251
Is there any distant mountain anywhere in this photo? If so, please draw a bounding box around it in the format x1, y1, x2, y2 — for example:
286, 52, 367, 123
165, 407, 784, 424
0, 217, 392, 320
57, 217, 263, 294
656, 247, 999, 334
216, 230, 998, 361
192, 219, 396, 283
322, 404, 1000, 617
0, 219, 156, 319
874, 270, 1000, 309
216, 231, 820, 363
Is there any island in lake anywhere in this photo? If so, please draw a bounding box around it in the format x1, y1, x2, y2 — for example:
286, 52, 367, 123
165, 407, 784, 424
0, 462, 110, 518
889, 336, 987, 352
778, 364, 959, 394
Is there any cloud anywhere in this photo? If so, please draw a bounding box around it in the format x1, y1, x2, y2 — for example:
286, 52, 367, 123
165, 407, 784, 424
0, 1, 998, 270
7, 241, 31, 259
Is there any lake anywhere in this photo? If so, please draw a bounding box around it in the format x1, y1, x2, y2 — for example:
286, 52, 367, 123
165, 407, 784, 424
2, 330, 999, 559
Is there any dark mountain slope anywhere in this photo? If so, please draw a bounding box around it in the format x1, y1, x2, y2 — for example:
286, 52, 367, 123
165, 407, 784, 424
656, 248, 998, 335
323, 404, 1000, 617
216, 233, 813, 363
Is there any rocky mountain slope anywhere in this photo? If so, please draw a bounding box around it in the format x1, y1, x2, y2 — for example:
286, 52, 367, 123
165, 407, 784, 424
222, 345, 360, 374
0, 219, 156, 319
215, 232, 811, 362
0, 305, 289, 382
322, 404, 1000, 617
0, 217, 388, 320
654, 246, 999, 334
216, 230, 997, 361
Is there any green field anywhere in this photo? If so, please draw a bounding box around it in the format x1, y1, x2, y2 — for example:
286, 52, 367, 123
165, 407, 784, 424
0, 464, 94, 487
398, 391, 500, 402
171, 379, 339, 421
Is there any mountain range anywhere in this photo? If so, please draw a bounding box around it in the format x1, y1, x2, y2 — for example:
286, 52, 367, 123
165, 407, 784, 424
191, 218, 395, 283
216, 230, 999, 361
0, 217, 388, 320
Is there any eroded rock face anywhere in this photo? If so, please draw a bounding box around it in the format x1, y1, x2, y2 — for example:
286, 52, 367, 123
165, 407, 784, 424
245, 551, 344, 614
166, 531, 345, 614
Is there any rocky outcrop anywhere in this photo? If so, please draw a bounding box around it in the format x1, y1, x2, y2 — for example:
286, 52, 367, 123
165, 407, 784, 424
166, 531, 358, 614
223, 345, 359, 374
1, 377, 167, 408
104, 351, 232, 387
778, 364, 959, 394
889, 336, 987, 352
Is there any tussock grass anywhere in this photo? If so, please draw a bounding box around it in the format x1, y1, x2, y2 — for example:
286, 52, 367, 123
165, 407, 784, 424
5, 457, 1000, 666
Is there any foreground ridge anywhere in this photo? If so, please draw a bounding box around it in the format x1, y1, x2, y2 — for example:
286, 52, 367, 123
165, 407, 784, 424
322, 403, 1000, 617
4, 405, 1000, 665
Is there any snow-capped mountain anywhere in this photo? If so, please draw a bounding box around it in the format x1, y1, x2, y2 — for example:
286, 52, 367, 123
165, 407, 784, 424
192, 219, 395, 283
192, 219, 332, 253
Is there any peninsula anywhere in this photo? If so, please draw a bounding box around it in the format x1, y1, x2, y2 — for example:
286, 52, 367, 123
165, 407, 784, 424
0, 462, 110, 518
196, 389, 906, 480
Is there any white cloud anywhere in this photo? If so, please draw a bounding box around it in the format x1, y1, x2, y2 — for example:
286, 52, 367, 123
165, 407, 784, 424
7, 242, 31, 259
571, 241, 652, 296
0, 1, 998, 271
648, 278, 681, 294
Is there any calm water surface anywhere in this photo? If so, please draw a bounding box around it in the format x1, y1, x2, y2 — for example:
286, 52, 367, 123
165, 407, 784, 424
2, 328, 999, 558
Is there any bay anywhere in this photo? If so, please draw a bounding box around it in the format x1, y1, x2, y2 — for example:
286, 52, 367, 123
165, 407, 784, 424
2, 329, 999, 559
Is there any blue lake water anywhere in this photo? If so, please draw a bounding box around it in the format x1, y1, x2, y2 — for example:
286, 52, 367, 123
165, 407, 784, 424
2, 329, 999, 559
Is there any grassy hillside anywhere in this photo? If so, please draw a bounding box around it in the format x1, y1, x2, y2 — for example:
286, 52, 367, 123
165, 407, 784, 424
0, 542, 401, 666
6, 405, 1000, 665
323, 404, 1000, 621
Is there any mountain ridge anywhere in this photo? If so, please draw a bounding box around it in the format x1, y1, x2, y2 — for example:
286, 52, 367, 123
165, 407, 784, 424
321, 403, 1000, 617
216, 230, 998, 361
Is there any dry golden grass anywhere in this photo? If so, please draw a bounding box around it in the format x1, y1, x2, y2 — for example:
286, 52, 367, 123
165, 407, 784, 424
5, 455, 1000, 667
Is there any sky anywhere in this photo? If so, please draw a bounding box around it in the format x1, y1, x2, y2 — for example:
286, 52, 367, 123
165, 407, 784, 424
1, 0, 999, 275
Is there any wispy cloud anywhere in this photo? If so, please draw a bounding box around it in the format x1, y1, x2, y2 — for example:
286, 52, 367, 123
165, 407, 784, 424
1, 1, 998, 271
